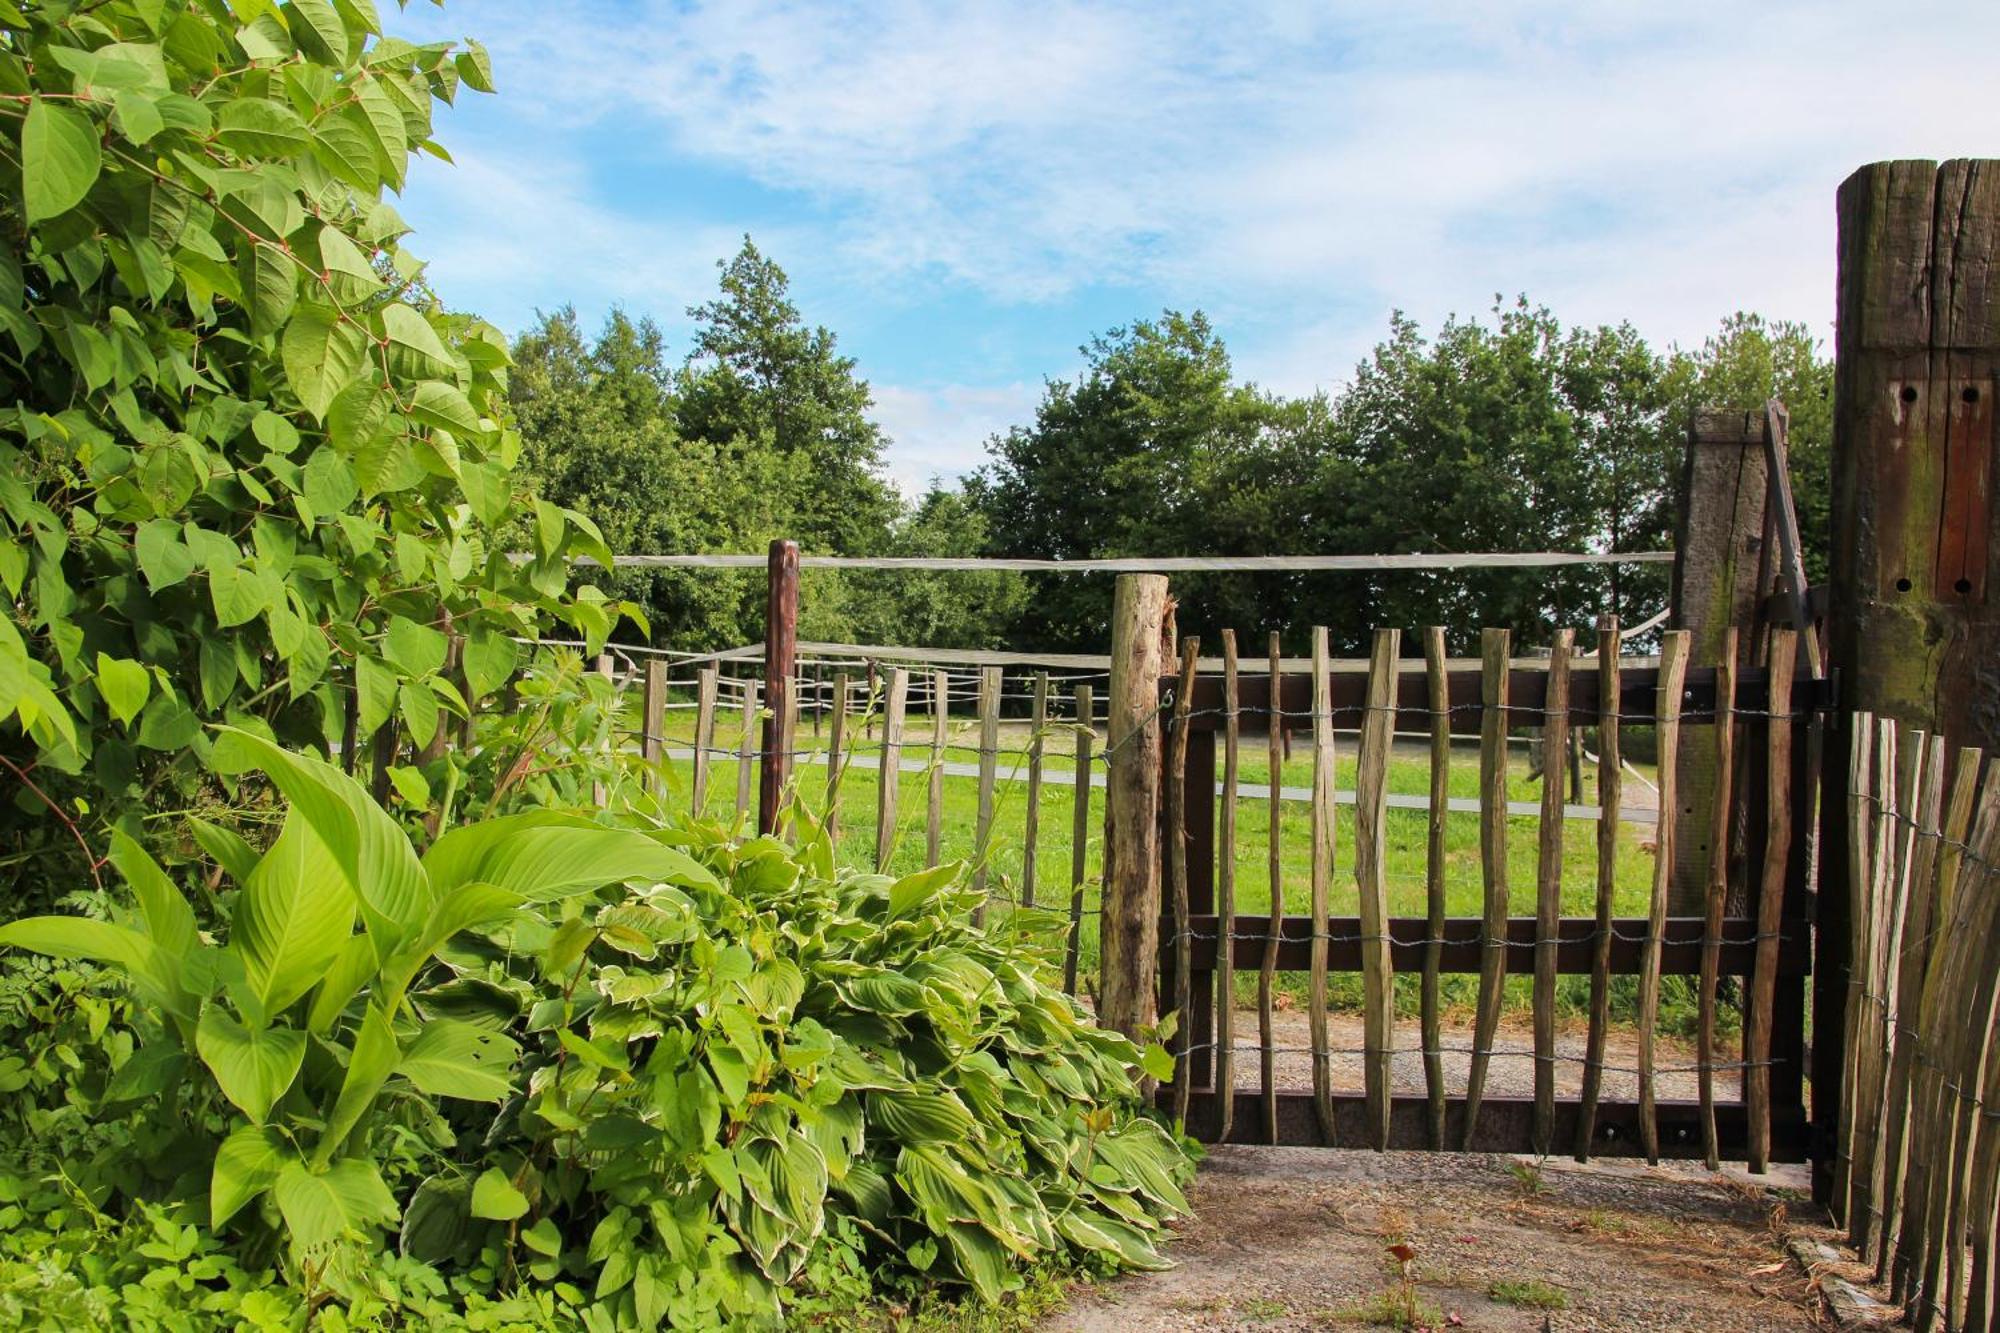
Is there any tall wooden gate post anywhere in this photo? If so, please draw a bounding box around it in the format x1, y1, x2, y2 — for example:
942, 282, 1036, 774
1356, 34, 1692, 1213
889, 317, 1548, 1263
1820, 159, 2000, 1208
1100, 573, 1170, 1039
1669, 410, 1768, 917
759, 539, 800, 835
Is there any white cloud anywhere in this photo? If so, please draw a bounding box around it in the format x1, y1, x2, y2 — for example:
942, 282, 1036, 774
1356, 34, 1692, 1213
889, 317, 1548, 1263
403, 0, 2000, 442
870, 381, 1044, 494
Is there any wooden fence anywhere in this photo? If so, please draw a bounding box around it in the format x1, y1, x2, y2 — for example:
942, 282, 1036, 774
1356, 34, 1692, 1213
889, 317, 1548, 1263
1154, 620, 1834, 1164
1831, 713, 2000, 1332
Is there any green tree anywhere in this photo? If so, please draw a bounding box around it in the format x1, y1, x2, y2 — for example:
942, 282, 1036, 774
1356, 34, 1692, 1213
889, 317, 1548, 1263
846, 484, 1028, 649
676, 239, 898, 556
0, 0, 616, 904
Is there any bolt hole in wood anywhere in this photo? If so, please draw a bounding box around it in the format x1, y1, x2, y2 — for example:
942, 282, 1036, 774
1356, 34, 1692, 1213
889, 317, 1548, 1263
1902, 384, 1920, 404
1896, 577, 1913, 593
1964, 385, 1981, 404
1959, 578, 1975, 595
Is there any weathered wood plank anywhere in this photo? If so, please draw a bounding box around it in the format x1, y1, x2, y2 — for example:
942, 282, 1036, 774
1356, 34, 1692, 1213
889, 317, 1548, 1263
1216, 630, 1240, 1144
1168, 639, 1198, 1128
927, 669, 949, 866
972, 665, 1001, 920
1356, 628, 1399, 1151
759, 540, 799, 835
734, 675, 759, 823
1463, 627, 1512, 1148
1101, 574, 1168, 1040
1023, 672, 1048, 908
692, 667, 718, 814
641, 659, 668, 773
1309, 625, 1337, 1144
1639, 630, 1691, 1164
1423, 626, 1451, 1150
1262, 631, 1285, 1145
1698, 628, 1739, 1171
826, 671, 850, 851
1848, 721, 1903, 1253
1576, 616, 1622, 1162
875, 669, 908, 872
1533, 628, 1572, 1159
1065, 684, 1094, 997
1832, 711, 1875, 1227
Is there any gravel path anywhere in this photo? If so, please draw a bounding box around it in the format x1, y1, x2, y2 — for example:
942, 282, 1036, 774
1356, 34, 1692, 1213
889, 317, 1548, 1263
1044, 1148, 1828, 1331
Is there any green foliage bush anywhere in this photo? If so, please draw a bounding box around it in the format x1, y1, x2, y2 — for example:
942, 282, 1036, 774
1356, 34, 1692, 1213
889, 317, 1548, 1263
0, 738, 1191, 1328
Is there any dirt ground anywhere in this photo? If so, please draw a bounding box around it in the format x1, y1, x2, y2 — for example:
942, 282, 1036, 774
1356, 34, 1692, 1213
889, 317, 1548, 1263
1043, 1012, 1837, 1332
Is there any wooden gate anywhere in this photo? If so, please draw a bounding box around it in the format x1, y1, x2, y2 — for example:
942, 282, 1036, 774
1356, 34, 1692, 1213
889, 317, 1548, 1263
1154, 623, 1833, 1164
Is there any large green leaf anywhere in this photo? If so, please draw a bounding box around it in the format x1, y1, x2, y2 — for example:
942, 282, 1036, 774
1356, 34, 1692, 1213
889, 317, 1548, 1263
469, 1166, 527, 1221
106, 828, 197, 961
273, 1158, 397, 1252
22, 98, 100, 223
459, 630, 518, 700
398, 1018, 517, 1101
384, 614, 447, 678
422, 811, 720, 901
196, 1007, 305, 1123
314, 1002, 398, 1167
233, 811, 355, 1016
281, 303, 370, 420
379, 301, 452, 374
0, 916, 184, 1016
869, 1088, 978, 1145
212, 1124, 291, 1227
94, 654, 152, 727
215, 727, 431, 950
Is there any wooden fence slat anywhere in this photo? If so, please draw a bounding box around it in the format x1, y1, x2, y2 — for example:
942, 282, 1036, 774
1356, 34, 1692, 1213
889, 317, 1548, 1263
1944, 769, 2000, 1331
1901, 746, 1986, 1322
1065, 684, 1094, 997
1463, 627, 1513, 1149
1532, 628, 1573, 1158
734, 675, 759, 823
875, 669, 908, 872
1745, 626, 1798, 1175
827, 671, 850, 850
1217, 630, 1240, 1144
641, 659, 667, 775
1309, 625, 1337, 1144
1024, 672, 1048, 908
1261, 631, 1285, 1145
927, 669, 948, 866
692, 667, 718, 814
1638, 630, 1691, 1164
1849, 720, 1902, 1253
1575, 615, 1621, 1162
1357, 628, 1400, 1151
1859, 725, 1921, 1263
1698, 628, 1739, 1171
1422, 626, 1451, 1150
1876, 729, 1944, 1272
1168, 640, 1199, 1128
972, 666, 1002, 919
1833, 711, 1875, 1227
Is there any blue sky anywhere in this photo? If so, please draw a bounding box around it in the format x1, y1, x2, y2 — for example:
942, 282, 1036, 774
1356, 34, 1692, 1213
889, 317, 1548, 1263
389, 1, 2000, 493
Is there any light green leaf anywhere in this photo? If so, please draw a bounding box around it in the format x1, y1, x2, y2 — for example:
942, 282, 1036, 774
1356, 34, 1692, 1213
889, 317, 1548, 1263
310, 109, 380, 192
422, 812, 720, 901
409, 380, 481, 436
238, 242, 297, 339
23, 98, 101, 224
215, 97, 311, 156
379, 302, 454, 375
281, 304, 370, 421
397, 679, 439, 748
195, 1007, 305, 1123
455, 39, 494, 93
234, 811, 355, 1016
212, 1124, 292, 1227
136, 690, 198, 750
0, 916, 183, 1015
384, 615, 447, 677
113, 90, 165, 145
460, 630, 518, 700
95, 653, 152, 727
106, 828, 197, 960
314, 1002, 398, 1166
303, 446, 358, 514
189, 815, 261, 884
399, 1019, 517, 1101
283, 0, 350, 63
273, 1158, 397, 1252
353, 79, 407, 187
470, 1167, 527, 1221
385, 763, 429, 807
355, 654, 397, 736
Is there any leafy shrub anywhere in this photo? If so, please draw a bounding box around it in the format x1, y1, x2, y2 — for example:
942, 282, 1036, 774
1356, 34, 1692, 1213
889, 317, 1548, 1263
0, 737, 1191, 1327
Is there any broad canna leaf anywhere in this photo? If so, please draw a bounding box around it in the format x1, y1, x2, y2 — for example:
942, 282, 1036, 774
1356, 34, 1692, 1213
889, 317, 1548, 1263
422, 811, 717, 900
0, 916, 187, 1018
314, 1002, 400, 1167
105, 829, 198, 960
233, 812, 355, 1016
196, 1006, 305, 1123
212, 1123, 291, 1227
272, 1158, 398, 1252
398, 1019, 517, 1101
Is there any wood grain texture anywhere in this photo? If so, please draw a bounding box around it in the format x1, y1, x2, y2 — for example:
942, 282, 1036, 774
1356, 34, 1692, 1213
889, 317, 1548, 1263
1309, 625, 1337, 1144
1532, 629, 1572, 1158
1167, 639, 1199, 1128
1638, 630, 1691, 1164
875, 669, 908, 873
1216, 630, 1240, 1144
692, 667, 718, 814
927, 669, 948, 867
972, 665, 1001, 920
1065, 683, 1094, 997
759, 540, 799, 835
1356, 628, 1400, 1151
1698, 628, 1739, 1171
641, 659, 667, 771
1261, 631, 1285, 1145
1100, 575, 1168, 1040
1462, 627, 1512, 1149
1575, 616, 1621, 1162
1423, 626, 1451, 1150
1023, 672, 1048, 908
734, 675, 758, 823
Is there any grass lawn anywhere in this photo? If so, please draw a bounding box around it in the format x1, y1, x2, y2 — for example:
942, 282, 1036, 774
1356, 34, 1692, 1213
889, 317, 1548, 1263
634, 689, 1707, 1032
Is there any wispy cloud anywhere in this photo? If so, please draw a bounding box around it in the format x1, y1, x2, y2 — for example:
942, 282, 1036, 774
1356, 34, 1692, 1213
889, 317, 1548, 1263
397, 0, 2000, 476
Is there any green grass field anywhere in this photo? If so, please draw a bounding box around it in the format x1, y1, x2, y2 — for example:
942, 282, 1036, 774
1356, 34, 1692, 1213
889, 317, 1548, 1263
638, 692, 1702, 1030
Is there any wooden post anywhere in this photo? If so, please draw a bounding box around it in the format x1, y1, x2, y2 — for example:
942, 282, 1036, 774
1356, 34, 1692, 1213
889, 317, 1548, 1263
1670, 409, 1768, 918
1260, 631, 1285, 1145
1531, 628, 1572, 1158
1065, 684, 1094, 996
1356, 628, 1399, 1151
971, 666, 1001, 915
875, 669, 907, 873
1698, 628, 1739, 1171
1822, 160, 2000, 1207
1639, 630, 1692, 1164
759, 539, 799, 836
1307, 625, 1337, 1145
1167, 639, 1198, 1127
734, 676, 758, 823
926, 669, 948, 866
692, 667, 717, 814
1100, 573, 1168, 1041
1215, 630, 1240, 1144
826, 671, 850, 850
1575, 615, 1622, 1162
1462, 627, 1511, 1148
1023, 672, 1048, 908
1422, 626, 1451, 1150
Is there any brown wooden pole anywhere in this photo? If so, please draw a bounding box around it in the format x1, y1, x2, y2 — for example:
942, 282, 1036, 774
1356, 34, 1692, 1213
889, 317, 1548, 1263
759, 538, 799, 835
1100, 573, 1168, 1041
